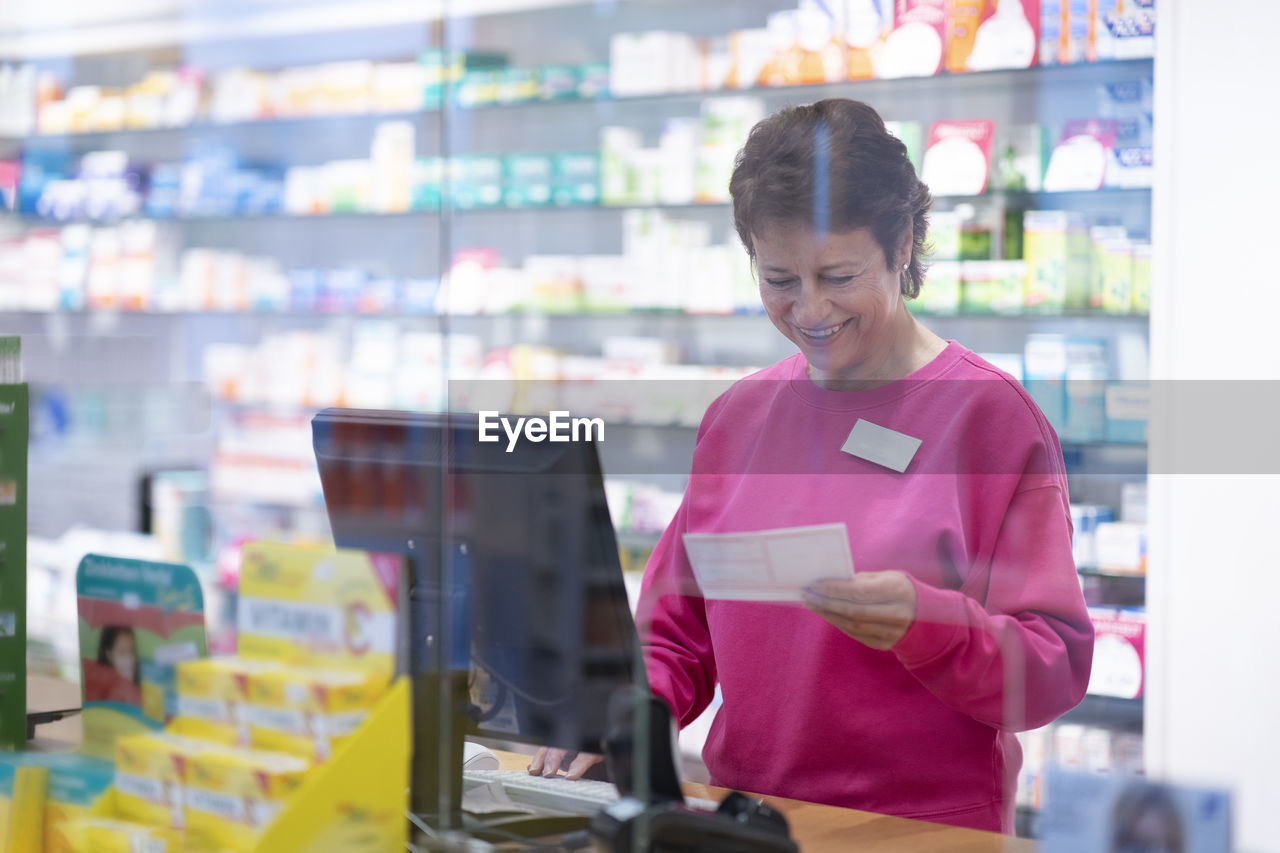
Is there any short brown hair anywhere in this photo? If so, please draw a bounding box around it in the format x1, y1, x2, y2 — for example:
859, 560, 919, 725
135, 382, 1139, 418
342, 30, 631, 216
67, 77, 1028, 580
729, 99, 932, 298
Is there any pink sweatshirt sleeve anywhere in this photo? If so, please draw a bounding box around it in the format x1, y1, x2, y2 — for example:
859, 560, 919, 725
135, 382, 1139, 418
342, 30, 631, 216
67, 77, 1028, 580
635, 497, 719, 728
891, 483, 1094, 731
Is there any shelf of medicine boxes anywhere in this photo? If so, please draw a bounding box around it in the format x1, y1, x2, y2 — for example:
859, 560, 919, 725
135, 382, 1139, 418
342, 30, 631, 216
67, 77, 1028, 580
0, 306, 1152, 322
0, 57, 1156, 147
1065, 692, 1144, 725
0, 188, 1152, 228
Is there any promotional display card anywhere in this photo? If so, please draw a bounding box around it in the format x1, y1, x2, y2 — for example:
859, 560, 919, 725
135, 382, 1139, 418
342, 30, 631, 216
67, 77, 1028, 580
76, 554, 207, 757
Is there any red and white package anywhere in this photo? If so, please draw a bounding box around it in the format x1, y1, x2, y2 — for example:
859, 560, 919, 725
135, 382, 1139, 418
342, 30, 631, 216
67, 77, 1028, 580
920, 119, 995, 196
1043, 118, 1120, 191
1087, 607, 1145, 699
877, 0, 947, 78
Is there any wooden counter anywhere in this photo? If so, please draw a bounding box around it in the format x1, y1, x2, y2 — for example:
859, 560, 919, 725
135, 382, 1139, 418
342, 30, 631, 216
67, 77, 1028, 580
26, 677, 1033, 852
496, 751, 1035, 853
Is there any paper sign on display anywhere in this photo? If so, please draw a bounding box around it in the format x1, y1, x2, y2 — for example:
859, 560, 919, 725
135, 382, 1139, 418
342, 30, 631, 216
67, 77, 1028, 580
682, 523, 854, 602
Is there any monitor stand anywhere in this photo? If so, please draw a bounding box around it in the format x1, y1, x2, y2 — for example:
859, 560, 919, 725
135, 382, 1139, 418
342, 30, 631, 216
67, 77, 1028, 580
409, 669, 591, 844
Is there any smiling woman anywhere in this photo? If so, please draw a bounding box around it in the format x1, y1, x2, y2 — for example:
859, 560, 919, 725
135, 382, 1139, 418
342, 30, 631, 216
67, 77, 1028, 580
730, 98, 942, 390
621, 98, 1095, 835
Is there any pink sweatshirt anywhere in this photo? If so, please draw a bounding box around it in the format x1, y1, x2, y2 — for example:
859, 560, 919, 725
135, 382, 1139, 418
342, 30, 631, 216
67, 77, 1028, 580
636, 341, 1093, 833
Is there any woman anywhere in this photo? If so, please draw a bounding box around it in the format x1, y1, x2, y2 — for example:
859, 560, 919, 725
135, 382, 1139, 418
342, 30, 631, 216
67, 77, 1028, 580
534, 98, 1092, 833
83, 624, 143, 706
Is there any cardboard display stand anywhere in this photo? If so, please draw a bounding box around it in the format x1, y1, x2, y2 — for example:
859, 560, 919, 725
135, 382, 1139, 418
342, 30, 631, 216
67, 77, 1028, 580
0, 377, 27, 751
84, 543, 411, 851
76, 554, 208, 758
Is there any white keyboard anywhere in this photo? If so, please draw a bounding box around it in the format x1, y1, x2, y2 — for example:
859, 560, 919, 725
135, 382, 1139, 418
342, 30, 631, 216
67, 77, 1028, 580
463, 769, 719, 816
463, 769, 619, 815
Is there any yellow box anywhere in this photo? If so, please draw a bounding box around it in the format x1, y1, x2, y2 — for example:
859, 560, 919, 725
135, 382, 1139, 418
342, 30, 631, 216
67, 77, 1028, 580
63, 818, 180, 853
245, 667, 388, 762
114, 732, 213, 832
237, 544, 402, 679
184, 746, 310, 853
1, 753, 117, 853
0, 761, 48, 853
43, 755, 117, 853
175, 657, 282, 745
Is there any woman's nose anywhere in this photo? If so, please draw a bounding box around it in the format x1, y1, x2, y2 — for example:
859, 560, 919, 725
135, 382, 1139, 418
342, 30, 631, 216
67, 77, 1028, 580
790, 280, 829, 325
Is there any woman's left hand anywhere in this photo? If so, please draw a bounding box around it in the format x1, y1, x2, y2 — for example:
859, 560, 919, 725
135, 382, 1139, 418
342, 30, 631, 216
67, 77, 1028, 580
802, 571, 918, 650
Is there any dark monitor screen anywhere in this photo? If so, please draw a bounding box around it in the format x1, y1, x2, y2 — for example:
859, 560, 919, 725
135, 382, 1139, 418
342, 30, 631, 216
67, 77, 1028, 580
311, 408, 641, 753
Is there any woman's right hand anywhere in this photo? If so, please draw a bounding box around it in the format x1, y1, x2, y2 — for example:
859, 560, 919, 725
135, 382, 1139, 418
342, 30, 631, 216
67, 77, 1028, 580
528, 747, 604, 780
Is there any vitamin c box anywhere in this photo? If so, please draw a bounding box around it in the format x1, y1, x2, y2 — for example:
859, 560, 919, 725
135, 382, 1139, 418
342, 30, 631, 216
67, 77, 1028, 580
114, 732, 214, 832
245, 667, 388, 762
175, 657, 282, 745
183, 746, 311, 853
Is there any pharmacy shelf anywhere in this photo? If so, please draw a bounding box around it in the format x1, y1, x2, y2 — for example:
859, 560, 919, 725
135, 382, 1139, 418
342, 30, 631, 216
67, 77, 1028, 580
1080, 571, 1145, 609
1078, 567, 1145, 580
0, 307, 1151, 322
3, 188, 1152, 228
0, 0, 593, 60
3, 109, 429, 144
467, 56, 1154, 111
1061, 694, 1144, 730
616, 530, 663, 550
0, 58, 1155, 146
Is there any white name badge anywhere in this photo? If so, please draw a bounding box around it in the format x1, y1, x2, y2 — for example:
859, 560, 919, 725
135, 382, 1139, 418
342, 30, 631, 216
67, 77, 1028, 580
840, 419, 922, 473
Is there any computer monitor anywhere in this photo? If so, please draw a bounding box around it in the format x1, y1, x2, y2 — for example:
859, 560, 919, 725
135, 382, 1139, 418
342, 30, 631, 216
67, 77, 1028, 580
311, 408, 643, 822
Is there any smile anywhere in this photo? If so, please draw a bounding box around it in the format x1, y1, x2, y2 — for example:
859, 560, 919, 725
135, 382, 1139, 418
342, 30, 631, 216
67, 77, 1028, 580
795, 319, 852, 340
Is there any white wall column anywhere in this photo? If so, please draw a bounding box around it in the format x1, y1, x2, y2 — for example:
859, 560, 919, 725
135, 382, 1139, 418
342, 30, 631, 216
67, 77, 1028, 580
1149, 2, 1280, 850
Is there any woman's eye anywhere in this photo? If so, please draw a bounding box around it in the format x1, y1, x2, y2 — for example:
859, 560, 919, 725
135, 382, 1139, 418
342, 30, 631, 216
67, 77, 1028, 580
764, 278, 797, 288
824, 275, 855, 286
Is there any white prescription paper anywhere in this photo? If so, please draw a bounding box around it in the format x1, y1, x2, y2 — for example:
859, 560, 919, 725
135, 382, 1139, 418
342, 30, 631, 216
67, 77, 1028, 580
682, 523, 855, 602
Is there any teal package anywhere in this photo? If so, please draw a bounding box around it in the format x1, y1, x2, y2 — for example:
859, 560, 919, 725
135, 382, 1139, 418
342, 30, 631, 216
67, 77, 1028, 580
456, 69, 503, 108
552, 153, 600, 206
577, 63, 610, 99
503, 155, 553, 207
452, 157, 504, 209
1061, 338, 1108, 443
497, 67, 541, 104
1104, 382, 1150, 444
539, 65, 580, 100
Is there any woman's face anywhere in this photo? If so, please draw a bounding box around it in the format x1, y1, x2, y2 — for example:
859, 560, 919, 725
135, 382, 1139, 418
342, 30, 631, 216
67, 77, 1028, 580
754, 223, 908, 385
108, 633, 137, 679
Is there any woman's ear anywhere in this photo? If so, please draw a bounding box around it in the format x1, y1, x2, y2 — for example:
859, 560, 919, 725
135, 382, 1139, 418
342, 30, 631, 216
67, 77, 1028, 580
898, 227, 914, 270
